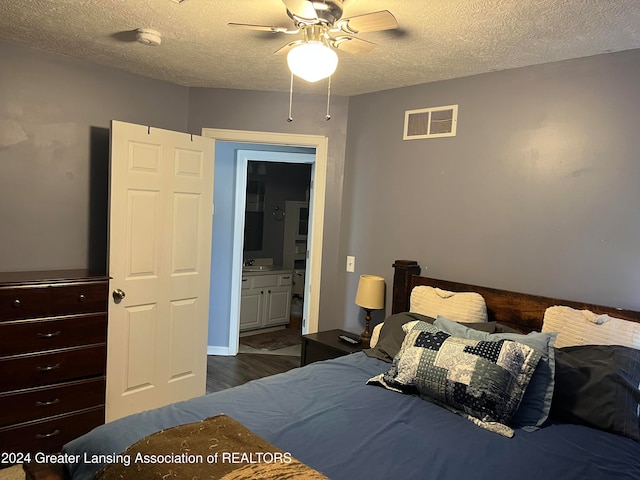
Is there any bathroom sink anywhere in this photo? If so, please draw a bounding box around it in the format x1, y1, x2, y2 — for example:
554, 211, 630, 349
242, 265, 274, 272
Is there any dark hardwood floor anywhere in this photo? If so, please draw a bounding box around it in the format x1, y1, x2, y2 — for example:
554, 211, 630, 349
206, 353, 300, 394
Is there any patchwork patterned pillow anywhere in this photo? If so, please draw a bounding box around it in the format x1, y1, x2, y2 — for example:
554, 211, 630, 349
368, 321, 541, 437
434, 315, 557, 429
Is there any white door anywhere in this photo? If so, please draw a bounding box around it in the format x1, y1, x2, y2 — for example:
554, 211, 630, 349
106, 120, 214, 421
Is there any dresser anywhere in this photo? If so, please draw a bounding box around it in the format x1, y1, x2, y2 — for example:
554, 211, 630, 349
0, 270, 108, 454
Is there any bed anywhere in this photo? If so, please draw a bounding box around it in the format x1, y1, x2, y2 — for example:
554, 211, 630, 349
26, 259, 640, 479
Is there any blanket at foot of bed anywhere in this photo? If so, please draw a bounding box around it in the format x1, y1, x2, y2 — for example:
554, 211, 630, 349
95, 414, 328, 480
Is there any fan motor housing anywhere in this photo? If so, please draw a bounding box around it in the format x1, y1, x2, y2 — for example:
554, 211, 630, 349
288, 0, 344, 26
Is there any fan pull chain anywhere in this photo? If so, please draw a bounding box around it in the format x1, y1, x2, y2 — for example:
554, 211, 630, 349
325, 76, 332, 121
287, 72, 294, 122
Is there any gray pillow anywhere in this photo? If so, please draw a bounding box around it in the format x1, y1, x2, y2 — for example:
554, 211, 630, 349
434, 315, 557, 429
364, 312, 435, 362
364, 313, 519, 363
551, 345, 640, 441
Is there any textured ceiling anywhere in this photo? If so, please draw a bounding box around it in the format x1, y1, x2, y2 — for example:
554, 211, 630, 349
1, 0, 640, 96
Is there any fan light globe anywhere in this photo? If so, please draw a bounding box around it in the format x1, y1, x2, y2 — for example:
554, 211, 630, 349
287, 41, 338, 82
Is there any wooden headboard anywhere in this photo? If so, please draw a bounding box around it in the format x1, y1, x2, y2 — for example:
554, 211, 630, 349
391, 260, 640, 333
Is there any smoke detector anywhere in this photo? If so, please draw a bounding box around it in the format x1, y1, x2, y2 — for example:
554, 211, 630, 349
136, 28, 162, 46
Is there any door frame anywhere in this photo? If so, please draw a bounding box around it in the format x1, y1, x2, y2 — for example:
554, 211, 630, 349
201, 129, 328, 354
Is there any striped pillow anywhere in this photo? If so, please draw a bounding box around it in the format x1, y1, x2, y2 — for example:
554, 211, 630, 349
542, 306, 640, 349
410, 286, 488, 323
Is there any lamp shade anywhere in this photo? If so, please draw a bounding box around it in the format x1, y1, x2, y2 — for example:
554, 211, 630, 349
355, 275, 385, 310
287, 41, 338, 82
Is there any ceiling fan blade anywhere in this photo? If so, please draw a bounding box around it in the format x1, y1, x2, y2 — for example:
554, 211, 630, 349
332, 35, 377, 54
337, 10, 398, 34
228, 23, 297, 34
274, 40, 304, 56
282, 0, 318, 21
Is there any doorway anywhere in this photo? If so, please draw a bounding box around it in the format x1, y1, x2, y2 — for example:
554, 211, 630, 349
202, 129, 328, 356
233, 150, 315, 355
241, 160, 312, 335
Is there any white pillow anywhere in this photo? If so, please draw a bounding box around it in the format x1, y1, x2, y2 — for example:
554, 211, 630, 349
542, 305, 640, 349
409, 286, 488, 323
369, 323, 383, 348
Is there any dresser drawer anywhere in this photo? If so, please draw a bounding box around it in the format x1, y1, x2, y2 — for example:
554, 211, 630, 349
0, 377, 105, 428
0, 314, 107, 356
0, 344, 106, 391
0, 286, 49, 321
0, 406, 105, 454
49, 282, 107, 316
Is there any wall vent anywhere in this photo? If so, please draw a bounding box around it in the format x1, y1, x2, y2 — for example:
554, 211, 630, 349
403, 104, 458, 140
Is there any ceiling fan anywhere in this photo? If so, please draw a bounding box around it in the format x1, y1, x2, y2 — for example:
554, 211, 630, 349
229, 0, 398, 83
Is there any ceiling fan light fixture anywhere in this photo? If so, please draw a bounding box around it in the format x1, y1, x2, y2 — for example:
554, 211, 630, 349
287, 40, 338, 82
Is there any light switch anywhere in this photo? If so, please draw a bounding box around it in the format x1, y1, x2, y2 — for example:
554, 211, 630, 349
346, 256, 355, 272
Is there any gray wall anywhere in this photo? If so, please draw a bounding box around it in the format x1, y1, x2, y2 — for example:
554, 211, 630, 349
0, 41, 350, 336
0, 41, 189, 272
341, 49, 640, 334
4, 39, 640, 337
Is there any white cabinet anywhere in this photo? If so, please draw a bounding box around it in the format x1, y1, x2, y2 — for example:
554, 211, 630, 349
240, 272, 292, 332
239, 288, 263, 331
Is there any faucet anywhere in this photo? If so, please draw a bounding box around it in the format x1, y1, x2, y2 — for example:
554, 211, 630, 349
244, 259, 255, 266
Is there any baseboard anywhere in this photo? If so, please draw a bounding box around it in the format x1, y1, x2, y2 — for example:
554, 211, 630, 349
207, 345, 231, 356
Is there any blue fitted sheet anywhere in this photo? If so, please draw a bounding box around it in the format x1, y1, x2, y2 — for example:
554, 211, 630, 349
64, 353, 640, 480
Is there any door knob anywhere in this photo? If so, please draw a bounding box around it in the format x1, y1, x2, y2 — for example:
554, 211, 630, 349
112, 289, 126, 303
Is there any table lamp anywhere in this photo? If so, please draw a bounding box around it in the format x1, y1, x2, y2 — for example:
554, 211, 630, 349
355, 274, 385, 345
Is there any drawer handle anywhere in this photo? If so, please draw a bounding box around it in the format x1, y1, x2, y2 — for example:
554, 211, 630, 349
242, 278, 248, 282
12, 299, 21, 308
282, 276, 291, 279
35, 398, 61, 407
78, 294, 86, 302
36, 363, 61, 372
37, 331, 62, 338
35, 429, 60, 439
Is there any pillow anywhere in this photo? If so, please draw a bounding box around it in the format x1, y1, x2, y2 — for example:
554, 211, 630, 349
369, 323, 383, 348
550, 345, 640, 441
368, 321, 541, 437
434, 316, 557, 429
410, 286, 488, 323
542, 305, 640, 349
364, 314, 515, 363
364, 312, 435, 362
495, 323, 523, 334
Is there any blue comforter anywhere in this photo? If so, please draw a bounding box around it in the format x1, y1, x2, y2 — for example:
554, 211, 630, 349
64, 353, 640, 480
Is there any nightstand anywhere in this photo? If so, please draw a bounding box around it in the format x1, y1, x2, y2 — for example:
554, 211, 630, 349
301, 329, 364, 366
